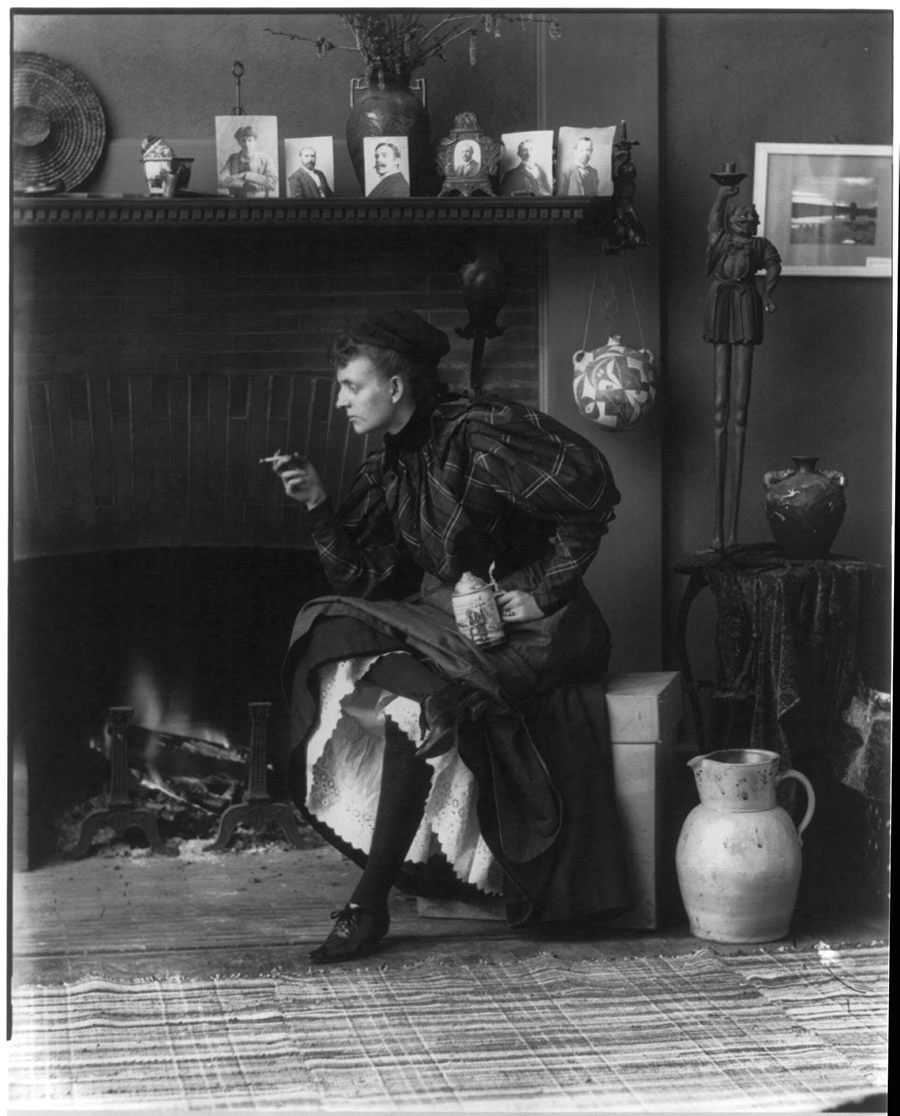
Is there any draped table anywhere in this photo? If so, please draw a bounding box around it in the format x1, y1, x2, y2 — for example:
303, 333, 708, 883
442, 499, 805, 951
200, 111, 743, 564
674, 544, 886, 775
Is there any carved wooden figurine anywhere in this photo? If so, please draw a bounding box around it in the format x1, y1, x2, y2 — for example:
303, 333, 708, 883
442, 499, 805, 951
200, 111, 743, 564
703, 164, 782, 550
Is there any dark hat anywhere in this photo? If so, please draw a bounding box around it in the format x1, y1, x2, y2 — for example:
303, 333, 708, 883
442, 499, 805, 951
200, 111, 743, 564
346, 310, 451, 368
234, 125, 258, 140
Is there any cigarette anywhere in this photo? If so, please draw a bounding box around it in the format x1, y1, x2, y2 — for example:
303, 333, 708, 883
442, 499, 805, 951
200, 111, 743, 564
259, 453, 308, 465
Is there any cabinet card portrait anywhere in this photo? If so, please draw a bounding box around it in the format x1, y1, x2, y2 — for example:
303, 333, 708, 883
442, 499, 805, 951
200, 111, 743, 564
498, 131, 554, 197
363, 136, 410, 199
285, 136, 335, 199
216, 115, 280, 198
556, 125, 617, 198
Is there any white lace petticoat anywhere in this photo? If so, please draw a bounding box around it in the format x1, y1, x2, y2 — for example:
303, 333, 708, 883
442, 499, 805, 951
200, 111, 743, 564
304, 655, 503, 895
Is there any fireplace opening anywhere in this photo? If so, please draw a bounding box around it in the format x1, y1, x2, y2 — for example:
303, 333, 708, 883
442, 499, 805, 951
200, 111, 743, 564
10, 545, 333, 866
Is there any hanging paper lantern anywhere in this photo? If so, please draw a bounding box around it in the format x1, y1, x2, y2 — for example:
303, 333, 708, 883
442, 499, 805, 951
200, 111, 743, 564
572, 335, 657, 432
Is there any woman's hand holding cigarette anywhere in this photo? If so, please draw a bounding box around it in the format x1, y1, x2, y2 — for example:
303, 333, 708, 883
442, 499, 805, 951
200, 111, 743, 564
262, 451, 327, 510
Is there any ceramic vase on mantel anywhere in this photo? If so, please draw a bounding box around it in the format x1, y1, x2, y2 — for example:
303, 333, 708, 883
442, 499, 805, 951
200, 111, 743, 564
346, 75, 432, 195
762, 456, 847, 560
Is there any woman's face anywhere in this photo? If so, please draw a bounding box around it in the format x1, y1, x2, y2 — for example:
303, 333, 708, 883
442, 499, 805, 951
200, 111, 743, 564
335, 355, 405, 436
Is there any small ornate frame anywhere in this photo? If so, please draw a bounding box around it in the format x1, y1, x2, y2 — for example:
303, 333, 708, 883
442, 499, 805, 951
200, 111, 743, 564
437, 112, 502, 198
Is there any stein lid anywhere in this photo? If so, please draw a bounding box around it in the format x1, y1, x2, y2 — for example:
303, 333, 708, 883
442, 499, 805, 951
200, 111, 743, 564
453, 571, 488, 596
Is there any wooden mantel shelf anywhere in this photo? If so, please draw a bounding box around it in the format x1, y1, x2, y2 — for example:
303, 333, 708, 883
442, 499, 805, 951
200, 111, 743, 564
13, 194, 610, 229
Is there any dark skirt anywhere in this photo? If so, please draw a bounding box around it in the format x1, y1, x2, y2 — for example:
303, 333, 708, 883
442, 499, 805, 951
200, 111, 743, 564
283, 573, 630, 928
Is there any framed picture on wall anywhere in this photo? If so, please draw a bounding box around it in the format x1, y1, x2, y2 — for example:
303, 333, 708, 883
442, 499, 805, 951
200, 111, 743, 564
753, 142, 892, 277
216, 115, 280, 198
285, 136, 335, 199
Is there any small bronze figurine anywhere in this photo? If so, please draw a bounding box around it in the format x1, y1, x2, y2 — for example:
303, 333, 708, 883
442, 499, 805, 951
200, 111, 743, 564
703, 163, 782, 550
612, 121, 646, 248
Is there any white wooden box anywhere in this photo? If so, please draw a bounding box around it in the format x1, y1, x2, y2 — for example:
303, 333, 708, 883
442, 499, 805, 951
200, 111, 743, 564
417, 671, 682, 930
600, 671, 682, 930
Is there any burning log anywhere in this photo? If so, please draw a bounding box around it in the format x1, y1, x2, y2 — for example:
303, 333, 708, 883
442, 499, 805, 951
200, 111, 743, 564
126, 723, 248, 783
123, 724, 249, 831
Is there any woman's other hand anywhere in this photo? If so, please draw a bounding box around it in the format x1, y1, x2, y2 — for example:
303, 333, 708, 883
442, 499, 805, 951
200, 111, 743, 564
495, 589, 543, 624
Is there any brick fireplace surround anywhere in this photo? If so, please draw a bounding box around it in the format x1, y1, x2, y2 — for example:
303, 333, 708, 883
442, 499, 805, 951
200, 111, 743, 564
11, 222, 544, 863
12, 225, 542, 557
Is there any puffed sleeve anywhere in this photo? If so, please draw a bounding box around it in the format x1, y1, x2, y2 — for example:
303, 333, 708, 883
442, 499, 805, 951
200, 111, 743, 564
461, 402, 621, 614
306, 455, 405, 598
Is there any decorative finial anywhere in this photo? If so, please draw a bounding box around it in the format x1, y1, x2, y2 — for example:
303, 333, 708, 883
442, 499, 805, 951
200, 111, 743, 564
231, 60, 245, 116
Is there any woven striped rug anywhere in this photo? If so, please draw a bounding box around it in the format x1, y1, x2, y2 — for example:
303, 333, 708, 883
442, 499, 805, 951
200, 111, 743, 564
8, 945, 887, 1113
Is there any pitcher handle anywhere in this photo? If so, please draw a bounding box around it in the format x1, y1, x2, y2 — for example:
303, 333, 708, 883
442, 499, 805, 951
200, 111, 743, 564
776, 769, 816, 842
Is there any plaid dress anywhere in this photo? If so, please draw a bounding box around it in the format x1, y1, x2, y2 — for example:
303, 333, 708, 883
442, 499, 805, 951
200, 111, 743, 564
306, 396, 620, 614
284, 396, 629, 926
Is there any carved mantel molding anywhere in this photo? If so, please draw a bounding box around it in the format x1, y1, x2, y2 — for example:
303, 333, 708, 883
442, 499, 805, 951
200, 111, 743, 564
13, 195, 604, 229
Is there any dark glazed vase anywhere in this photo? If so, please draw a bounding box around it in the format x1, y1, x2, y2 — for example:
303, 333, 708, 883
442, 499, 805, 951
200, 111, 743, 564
346, 77, 431, 195
763, 456, 847, 559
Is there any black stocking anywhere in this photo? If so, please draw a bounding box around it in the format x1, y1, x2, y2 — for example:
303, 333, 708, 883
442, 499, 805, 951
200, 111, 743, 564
349, 712, 433, 912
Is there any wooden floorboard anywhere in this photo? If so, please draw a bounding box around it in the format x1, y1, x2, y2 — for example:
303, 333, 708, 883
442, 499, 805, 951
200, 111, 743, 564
11, 838, 889, 986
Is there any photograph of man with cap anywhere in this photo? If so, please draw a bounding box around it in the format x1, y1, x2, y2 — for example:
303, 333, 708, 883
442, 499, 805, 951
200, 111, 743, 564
217, 117, 279, 198
264, 308, 627, 964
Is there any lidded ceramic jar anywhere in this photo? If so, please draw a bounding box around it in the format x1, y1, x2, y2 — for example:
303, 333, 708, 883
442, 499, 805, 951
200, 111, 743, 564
140, 135, 193, 197
140, 135, 174, 195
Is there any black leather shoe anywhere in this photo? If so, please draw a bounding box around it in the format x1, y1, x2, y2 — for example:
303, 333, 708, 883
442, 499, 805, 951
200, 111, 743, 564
418, 685, 488, 759
308, 905, 390, 963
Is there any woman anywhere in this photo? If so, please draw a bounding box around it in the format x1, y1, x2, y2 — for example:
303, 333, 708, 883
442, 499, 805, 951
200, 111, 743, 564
270, 309, 628, 963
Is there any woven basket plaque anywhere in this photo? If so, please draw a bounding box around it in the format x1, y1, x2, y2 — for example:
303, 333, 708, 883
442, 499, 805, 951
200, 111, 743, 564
13, 51, 107, 192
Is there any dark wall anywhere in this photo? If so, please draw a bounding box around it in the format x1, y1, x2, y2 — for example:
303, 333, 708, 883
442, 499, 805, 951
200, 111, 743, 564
660, 11, 893, 692
542, 11, 662, 675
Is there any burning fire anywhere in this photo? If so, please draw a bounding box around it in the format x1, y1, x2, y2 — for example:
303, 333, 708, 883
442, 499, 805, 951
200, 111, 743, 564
126, 663, 232, 749
90, 661, 247, 807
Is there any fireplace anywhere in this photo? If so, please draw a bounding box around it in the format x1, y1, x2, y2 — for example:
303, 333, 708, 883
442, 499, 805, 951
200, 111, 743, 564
11, 220, 544, 865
